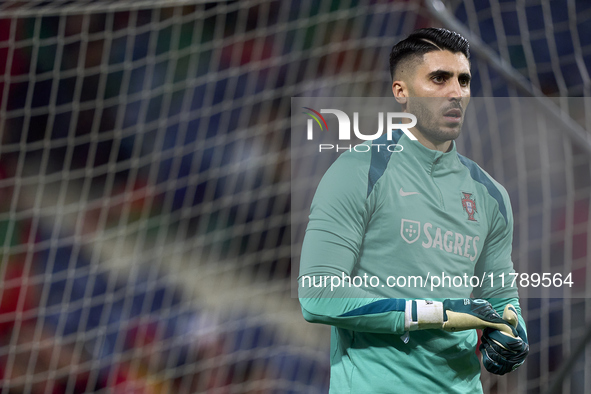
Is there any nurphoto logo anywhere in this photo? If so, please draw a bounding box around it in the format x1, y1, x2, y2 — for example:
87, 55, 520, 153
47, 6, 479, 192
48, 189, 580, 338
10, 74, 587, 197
302, 107, 417, 153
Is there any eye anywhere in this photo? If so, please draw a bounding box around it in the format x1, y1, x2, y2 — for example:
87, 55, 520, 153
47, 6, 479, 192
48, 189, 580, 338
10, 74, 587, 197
459, 77, 470, 87
432, 75, 445, 83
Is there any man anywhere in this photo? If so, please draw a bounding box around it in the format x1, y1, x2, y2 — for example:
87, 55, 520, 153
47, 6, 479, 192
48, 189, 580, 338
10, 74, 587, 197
298, 28, 529, 393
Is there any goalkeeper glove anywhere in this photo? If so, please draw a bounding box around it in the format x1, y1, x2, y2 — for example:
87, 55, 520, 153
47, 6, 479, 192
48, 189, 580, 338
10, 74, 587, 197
480, 304, 529, 375
404, 298, 518, 336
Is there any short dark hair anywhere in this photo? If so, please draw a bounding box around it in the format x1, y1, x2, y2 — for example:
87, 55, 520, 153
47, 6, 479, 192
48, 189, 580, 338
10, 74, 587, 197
389, 28, 470, 80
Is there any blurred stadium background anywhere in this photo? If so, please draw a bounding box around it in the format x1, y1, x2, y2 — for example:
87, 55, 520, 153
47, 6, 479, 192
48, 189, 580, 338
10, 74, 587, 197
0, 0, 590, 393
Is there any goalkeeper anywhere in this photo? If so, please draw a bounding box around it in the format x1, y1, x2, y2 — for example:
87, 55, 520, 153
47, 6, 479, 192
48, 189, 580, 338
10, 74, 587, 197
298, 28, 528, 393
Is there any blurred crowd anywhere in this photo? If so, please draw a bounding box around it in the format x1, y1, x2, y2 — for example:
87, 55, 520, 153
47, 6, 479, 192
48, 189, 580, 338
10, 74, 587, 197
0, 4, 321, 393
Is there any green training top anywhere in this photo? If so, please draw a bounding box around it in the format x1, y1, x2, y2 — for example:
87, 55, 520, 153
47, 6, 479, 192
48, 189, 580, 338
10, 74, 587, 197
298, 130, 526, 394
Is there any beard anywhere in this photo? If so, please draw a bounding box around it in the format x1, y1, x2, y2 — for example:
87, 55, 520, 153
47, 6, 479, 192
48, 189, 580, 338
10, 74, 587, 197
406, 98, 464, 144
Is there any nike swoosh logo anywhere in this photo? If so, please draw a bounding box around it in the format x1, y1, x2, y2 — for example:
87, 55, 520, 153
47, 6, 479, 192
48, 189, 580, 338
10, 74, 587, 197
399, 188, 420, 197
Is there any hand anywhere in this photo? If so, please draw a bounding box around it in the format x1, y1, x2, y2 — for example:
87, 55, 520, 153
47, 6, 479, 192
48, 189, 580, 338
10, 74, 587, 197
480, 304, 529, 375
405, 298, 518, 336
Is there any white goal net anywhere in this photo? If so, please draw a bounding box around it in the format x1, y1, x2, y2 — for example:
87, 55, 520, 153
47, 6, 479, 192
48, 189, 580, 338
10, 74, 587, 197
0, 1, 589, 393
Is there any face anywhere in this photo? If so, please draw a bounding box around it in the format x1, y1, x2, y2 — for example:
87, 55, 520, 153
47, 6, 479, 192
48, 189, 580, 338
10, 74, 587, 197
392, 50, 471, 146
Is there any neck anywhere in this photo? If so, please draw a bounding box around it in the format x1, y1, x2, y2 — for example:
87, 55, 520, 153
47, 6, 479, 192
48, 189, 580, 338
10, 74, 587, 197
409, 127, 452, 152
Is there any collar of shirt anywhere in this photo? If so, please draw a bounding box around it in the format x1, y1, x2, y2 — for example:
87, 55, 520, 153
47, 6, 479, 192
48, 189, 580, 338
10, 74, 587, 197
397, 132, 461, 175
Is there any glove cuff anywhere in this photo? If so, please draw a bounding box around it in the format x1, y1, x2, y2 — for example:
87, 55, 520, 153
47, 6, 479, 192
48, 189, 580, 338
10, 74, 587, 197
405, 300, 444, 331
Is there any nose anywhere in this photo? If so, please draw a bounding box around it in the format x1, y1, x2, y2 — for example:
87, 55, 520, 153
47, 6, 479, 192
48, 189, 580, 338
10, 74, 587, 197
447, 78, 464, 99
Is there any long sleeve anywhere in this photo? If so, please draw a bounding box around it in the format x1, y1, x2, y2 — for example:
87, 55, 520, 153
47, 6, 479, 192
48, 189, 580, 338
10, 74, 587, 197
298, 148, 407, 334
472, 181, 527, 337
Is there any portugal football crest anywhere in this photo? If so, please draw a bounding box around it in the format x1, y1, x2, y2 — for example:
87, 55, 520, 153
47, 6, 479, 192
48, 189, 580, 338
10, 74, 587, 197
461, 192, 477, 221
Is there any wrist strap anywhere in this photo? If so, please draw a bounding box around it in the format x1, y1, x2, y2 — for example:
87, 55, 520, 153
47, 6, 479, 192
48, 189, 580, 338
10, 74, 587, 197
405, 300, 444, 330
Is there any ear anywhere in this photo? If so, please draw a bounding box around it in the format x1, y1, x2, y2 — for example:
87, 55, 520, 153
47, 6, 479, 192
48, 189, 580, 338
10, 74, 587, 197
392, 80, 407, 104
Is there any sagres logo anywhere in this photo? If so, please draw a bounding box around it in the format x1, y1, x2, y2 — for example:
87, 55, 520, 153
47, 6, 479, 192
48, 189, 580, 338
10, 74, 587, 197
401, 219, 421, 244
303, 107, 417, 153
